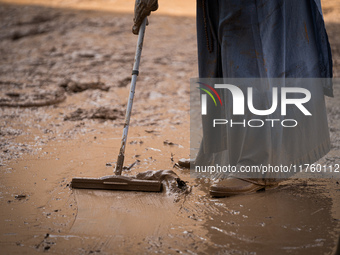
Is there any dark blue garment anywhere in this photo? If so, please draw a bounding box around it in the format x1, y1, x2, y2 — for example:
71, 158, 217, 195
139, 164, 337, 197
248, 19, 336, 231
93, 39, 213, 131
194, 0, 332, 179
196, 0, 333, 95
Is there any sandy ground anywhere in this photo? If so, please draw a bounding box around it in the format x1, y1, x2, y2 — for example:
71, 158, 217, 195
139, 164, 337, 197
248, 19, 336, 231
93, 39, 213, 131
0, 0, 340, 254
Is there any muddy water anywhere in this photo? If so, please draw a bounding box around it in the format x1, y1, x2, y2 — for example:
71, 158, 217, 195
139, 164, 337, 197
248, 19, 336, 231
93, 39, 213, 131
0, 0, 340, 254
71, 179, 338, 254
1, 121, 339, 254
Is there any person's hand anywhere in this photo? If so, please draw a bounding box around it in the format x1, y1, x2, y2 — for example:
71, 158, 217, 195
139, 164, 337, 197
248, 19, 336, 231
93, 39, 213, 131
132, 0, 158, 35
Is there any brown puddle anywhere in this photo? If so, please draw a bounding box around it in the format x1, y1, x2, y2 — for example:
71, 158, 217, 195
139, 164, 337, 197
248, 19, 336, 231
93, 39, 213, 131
69, 164, 340, 254
1, 122, 339, 254
69, 179, 339, 254
0, 1, 340, 254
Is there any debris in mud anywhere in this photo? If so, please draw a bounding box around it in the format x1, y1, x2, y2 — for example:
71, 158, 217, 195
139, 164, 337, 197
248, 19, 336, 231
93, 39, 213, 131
144, 130, 159, 134
122, 160, 140, 171
173, 162, 182, 169
14, 194, 27, 200
35, 233, 55, 251
136, 170, 190, 195
175, 158, 192, 169
59, 79, 109, 93
129, 140, 144, 145
163, 140, 182, 147
64, 107, 124, 121
0, 87, 66, 107
163, 140, 177, 146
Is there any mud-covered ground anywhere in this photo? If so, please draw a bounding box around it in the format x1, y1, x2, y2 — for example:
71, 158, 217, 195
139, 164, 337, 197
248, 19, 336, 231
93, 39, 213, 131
0, 0, 340, 254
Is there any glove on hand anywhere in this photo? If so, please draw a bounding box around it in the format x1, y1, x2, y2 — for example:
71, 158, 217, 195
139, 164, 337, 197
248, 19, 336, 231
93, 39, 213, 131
132, 0, 158, 35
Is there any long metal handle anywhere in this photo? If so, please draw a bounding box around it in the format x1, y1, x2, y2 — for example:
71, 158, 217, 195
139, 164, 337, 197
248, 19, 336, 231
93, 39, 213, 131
115, 18, 147, 175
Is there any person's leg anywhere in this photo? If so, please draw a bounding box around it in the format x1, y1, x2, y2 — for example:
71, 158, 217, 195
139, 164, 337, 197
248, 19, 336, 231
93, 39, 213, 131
208, 0, 331, 196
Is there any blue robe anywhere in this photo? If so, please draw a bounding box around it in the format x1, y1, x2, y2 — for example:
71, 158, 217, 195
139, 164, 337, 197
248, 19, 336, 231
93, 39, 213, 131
194, 0, 333, 180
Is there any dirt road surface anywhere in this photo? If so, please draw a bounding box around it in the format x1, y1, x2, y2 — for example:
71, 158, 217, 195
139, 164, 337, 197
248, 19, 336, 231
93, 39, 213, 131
0, 0, 340, 254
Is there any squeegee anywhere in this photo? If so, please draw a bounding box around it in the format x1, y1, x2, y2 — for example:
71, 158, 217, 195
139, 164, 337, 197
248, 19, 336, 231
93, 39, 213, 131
71, 18, 162, 192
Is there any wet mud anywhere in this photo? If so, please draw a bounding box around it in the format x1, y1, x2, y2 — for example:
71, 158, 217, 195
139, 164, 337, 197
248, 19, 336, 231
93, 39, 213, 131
0, 0, 340, 254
